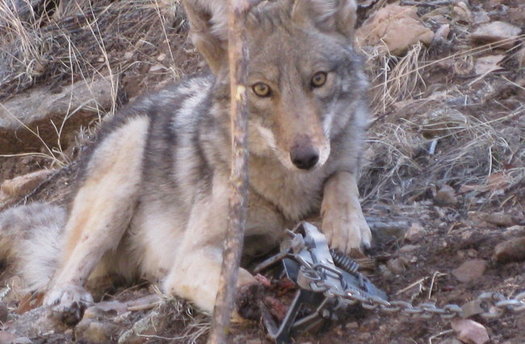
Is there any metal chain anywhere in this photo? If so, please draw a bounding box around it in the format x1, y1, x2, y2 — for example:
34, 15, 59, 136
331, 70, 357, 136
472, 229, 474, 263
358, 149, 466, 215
351, 284, 525, 320
302, 262, 525, 321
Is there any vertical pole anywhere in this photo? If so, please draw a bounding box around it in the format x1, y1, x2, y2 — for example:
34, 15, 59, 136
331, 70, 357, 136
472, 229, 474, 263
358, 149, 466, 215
207, 0, 256, 343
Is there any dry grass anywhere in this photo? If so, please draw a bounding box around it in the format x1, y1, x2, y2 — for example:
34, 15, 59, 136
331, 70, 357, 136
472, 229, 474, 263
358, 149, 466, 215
363, 42, 428, 114
0, 0, 186, 100
359, 35, 525, 206
0, 0, 191, 168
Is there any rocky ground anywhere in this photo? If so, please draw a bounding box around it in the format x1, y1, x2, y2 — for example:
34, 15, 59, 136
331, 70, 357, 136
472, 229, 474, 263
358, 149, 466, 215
0, 0, 524, 343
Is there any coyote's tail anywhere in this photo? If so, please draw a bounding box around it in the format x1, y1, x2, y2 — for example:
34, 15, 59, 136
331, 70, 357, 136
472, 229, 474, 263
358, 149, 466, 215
0, 202, 66, 291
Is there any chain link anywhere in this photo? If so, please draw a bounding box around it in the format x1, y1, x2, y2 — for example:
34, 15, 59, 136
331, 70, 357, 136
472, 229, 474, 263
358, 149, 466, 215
300, 260, 525, 320
348, 287, 525, 320
269, 223, 525, 326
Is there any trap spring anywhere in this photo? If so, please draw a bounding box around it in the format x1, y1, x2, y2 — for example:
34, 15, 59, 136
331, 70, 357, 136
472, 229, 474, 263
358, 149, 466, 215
255, 222, 525, 344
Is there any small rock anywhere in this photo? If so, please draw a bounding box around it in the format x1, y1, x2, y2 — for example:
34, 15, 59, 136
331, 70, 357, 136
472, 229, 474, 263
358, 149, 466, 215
405, 222, 426, 242
468, 211, 516, 227
456, 248, 469, 259
453, 2, 472, 23
368, 218, 410, 245
378, 264, 394, 279
471, 21, 522, 49
482, 212, 515, 227
472, 10, 490, 25
387, 258, 406, 274
75, 319, 120, 344
149, 64, 165, 72
399, 244, 420, 253
493, 237, 525, 264
451, 319, 490, 344
345, 321, 359, 330
503, 225, 525, 238
356, 4, 434, 55
452, 259, 487, 283
434, 24, 450, 41
474, 55, 504, 75
435, 185, 458, 206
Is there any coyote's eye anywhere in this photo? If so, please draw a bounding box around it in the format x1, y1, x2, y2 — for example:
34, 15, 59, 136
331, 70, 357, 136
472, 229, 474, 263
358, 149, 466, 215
252, 82, 272, 97
311, 72, 327, 88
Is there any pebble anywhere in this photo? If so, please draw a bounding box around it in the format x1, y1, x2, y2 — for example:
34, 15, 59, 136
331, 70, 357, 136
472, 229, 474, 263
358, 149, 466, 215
471, 21, 522, 49
75, 319, 120, 344
387, 258, 406, 274
483, 212, 516, 227
434, 185, 458, 206
356, 4, 434, 55
405, 222, 426, 242
399, 244, 420, 253
493, 237, 525, 264
451, 318, 490, 344
452, 259, 487, 283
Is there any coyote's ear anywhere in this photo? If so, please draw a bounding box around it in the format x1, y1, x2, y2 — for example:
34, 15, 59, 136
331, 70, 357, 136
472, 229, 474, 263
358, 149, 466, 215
292, 0, 357, 41
182, 0, 228, 74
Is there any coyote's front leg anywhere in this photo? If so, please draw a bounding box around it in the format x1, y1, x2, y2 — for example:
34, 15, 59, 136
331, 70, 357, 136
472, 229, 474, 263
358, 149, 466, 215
163, 175, 257, 316
321, 171, 371, 254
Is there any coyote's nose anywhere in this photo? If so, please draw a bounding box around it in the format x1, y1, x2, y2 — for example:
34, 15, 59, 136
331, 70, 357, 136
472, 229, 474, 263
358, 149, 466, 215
290, 146, 319, 170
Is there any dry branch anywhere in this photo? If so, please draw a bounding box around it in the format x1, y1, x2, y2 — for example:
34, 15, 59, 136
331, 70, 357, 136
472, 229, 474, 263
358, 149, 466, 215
207, 0, 259, 343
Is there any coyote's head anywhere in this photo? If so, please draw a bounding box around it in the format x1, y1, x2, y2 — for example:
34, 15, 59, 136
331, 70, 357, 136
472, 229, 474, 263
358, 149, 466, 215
184, 0, 366, 171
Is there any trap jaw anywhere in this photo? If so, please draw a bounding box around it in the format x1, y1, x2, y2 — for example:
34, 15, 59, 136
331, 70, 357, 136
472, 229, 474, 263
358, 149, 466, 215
256, 222, 387, 344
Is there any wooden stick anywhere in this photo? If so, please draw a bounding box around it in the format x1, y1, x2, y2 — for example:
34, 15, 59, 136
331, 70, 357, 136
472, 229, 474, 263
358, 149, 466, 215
207, 0, 257, 343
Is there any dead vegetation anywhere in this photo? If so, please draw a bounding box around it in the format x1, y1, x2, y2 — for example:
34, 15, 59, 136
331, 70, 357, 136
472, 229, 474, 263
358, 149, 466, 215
0, 0, 188, 101
0, 0, 200, 175
0, 0, 524, 343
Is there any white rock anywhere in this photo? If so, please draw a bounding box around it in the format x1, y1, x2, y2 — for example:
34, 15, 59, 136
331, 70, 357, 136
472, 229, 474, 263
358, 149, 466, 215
471, 21, 522, 49
451, 319, 490, 344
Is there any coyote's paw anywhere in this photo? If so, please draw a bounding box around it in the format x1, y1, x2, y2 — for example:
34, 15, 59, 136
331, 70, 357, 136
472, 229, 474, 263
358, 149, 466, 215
322, 207, 372, 255
44, 284, 93, 326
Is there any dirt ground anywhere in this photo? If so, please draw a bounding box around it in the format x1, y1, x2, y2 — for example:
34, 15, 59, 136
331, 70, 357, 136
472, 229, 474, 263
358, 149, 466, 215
0, 0, 524, 343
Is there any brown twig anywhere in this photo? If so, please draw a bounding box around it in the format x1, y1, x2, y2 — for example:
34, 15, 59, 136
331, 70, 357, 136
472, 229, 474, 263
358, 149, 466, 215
207, 0, 259, 343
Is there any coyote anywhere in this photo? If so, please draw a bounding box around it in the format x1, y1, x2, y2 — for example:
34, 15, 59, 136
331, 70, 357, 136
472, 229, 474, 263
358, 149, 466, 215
0, 0, 371, 318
